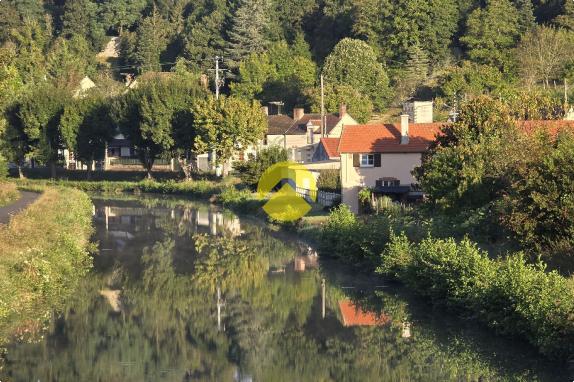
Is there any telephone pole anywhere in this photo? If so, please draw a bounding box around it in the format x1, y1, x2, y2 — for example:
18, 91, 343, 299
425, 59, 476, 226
320, 75, 326, 138
215, 56, 221, 100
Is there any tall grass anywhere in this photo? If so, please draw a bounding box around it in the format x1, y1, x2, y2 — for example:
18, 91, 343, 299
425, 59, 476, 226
0, 182, 18, 207
0, 187, 94, 342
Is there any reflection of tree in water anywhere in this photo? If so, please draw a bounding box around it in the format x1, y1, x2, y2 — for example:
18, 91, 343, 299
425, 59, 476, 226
2, 202, 569, 381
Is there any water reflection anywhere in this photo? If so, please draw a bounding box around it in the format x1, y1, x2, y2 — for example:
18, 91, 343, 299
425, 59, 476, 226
0, 197, 571, 381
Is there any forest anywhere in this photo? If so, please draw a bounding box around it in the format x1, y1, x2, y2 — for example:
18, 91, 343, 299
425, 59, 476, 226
1, 0, 574, 118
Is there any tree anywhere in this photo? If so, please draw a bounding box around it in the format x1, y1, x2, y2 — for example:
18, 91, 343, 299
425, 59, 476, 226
98, 0, 148, 34
226, 0, 270, 67
307, 84, 373, 124
46, 35, 95, 90
394, 43, 430, 101
193, 96, 267, 166
502, 129, 574, 251
322, 38, 391, 111
439, 61, 510, 102
461, 0, 521, 72
555, 0, 574, 31
135, 5, 170, 72
4, 85, 69, 178
60, 96, 115, 179
61, 0, 106, 51
183, 0, 229, 71
415, 96, 516, 212
231, 41, 317, 112
516, 26, 574, 88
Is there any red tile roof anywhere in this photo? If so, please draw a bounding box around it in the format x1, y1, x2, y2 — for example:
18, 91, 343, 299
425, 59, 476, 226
517, 120, 574, 136
338, 123, 444, 153
339, 300, 390, 327
320, 138, 340, 159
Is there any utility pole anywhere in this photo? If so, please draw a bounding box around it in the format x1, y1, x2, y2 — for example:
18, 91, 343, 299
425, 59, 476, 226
565, 79, 569, 106
320, 75, 325, 138
215, 56, 221, 100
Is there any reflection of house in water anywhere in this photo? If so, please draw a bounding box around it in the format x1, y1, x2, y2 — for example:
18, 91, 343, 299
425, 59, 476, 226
94, 204, 243, 248
338, 300, 391, 327
293, 254, 319, 272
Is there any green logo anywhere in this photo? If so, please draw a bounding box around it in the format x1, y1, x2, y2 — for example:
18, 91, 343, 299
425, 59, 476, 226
257, 161, 317, 222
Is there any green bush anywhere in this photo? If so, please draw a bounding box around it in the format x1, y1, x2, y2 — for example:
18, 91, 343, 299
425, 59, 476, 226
218, 186, 263, 214
234, 146, 288, 189
316, 169, 341, 192
378, 234, 574, 360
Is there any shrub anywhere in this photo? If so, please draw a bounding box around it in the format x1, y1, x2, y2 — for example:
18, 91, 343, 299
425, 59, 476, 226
235, 146, 288, 189
378, 234, 574, 360
317, 169, 341, 192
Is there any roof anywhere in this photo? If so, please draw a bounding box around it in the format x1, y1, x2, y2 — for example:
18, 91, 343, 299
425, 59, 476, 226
267, 115, 294, 135
339, 300, 390, 327
284, 113, 343, 135
516, 120, 574, 136
320, 138, 341, 159
339, 123, 443, 153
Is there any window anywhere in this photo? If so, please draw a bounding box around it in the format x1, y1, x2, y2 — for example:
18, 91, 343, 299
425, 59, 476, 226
376, 178, 400, 187
360, 154, 374, 167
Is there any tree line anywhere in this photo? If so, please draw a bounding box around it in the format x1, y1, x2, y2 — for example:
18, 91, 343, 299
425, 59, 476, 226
1, 0, 574, 124
1, 72, 266, 179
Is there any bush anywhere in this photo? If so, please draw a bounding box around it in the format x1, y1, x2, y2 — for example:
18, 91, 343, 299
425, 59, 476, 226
0, 154, 7, 179
378, 234, 574, 360
316, 169, 340, 192
234, 146, 288, 189
218, 186, 263, 214
0, 182, 18, 207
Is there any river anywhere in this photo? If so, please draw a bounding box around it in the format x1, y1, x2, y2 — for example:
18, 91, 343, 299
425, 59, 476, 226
1, 195, 571, 381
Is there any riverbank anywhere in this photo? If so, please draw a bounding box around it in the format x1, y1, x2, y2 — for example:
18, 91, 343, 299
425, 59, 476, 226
0, 183, 18, 207
0, 187, 94, 343
319, 205, 574, 362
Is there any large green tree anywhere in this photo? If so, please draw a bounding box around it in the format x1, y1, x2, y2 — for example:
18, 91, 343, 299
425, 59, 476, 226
461, 0, 521, 72
98, 0, 148, 34
322, 38, 390, 111
192, 96, 267, 166
61, 0, 106, 51
134, 5, 170, 72
226, 0, 270, 67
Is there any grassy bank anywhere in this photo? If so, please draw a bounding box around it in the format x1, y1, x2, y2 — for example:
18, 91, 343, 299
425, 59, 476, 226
12, 178, 227, 198
0, 183, 18, 207
320, 205, 574, 362
0, 187, 94, 343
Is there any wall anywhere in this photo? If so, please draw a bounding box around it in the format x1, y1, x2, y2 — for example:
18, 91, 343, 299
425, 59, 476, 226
340, 152, 423, 213
328, 114, 358, 138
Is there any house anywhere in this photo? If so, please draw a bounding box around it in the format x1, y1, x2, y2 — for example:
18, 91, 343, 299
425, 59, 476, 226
73, 76, 96, 99
313, 137, 341, 162
339, 115, 443, 213
263, 104, 358, 163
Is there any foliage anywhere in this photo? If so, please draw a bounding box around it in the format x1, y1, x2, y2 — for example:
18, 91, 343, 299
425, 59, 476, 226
234, 145, 288, 189
307, 84, 373, 123
193, 96, 267, 165
0, 182, 18, 207
438, 61, 511, 101
461, 0, 522, 72
225, 0, 270, 67
322, 38, 391, 111
0, 154, 8, 179
516, 25, 574, 88
316, 169, 340, 192
501, 130, 574, 252
0, 187, 93, 342
378, 234, 574, 360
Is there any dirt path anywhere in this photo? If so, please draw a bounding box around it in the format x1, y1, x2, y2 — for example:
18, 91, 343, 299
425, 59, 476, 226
0, 191, 40, 225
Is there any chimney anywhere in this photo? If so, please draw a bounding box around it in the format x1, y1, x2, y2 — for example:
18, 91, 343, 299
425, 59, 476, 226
400, 114, 409, 145
293, 108, 305, 121
261, 106, 269, 116
339, 104, 347, 118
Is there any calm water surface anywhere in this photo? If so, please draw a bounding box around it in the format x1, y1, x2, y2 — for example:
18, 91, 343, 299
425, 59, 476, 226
1, 196, 572, 381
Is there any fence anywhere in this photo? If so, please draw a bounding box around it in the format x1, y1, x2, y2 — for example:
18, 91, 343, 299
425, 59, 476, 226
109, 158, 173, 167
296, 187, 340, 207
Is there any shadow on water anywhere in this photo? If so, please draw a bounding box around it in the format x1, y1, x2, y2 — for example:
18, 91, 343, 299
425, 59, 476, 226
0, 195, 572, 381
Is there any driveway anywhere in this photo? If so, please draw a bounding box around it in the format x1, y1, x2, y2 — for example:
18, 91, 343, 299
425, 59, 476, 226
0, 191, 40, 225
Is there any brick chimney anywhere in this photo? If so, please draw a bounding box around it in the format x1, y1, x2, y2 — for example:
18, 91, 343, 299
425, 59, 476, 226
400, 114, 409, 145
339, 104, 347, 118
261, 106, 269, 116
293, 108, 305, 121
